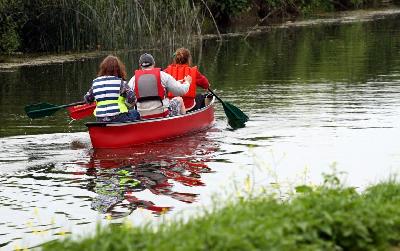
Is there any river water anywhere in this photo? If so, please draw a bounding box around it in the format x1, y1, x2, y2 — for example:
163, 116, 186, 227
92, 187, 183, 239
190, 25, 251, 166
1, 12, 400, 249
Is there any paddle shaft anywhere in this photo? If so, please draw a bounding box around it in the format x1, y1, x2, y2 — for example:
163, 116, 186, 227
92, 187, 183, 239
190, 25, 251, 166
58, 101, 86, 109
25, 100, 87, 119
31, 101, 86, 113
207, 88, 224, 103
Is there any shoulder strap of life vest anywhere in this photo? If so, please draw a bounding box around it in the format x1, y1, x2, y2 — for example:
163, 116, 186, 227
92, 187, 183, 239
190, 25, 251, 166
164, 64, 197, 99
134, 68, 164, 102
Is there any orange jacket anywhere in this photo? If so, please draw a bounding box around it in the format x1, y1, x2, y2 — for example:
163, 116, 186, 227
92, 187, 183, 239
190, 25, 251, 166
164, 64, 209, 109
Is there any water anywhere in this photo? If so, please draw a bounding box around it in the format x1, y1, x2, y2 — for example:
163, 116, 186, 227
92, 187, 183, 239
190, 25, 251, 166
1, 12, 400, 249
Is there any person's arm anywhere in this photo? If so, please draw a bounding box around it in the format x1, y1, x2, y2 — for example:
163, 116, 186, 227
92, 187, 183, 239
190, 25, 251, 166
196, 71, 210, 89
84, 87, 95, 103
161, 72, 190, 96
127, 76, 135, 90
120, 81, 136, 107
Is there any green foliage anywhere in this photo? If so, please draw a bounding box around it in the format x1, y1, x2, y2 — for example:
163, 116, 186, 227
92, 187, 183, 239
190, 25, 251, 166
0, 19, 20, 53
206, 0, 251, 18
42, 177, 400, 250
0, 0, 24, 53
298, 0, 335, 14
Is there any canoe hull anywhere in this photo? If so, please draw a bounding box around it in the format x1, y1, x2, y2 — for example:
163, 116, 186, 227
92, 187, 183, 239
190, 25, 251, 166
86, 100, 215, 148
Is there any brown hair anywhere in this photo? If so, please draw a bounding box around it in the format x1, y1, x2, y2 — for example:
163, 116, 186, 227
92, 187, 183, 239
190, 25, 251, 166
172, 47, 192, 66
97, 55, 127, 80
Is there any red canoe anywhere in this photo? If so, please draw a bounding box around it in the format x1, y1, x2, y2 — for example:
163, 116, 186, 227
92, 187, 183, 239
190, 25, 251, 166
86, 97, 215, 148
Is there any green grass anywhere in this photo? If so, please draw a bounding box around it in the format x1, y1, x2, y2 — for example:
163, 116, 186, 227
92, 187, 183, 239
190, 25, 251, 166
42, 178, 400, 251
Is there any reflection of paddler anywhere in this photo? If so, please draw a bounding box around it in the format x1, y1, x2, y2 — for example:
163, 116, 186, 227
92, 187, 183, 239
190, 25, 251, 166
161, 160, 212, 186
132, 163, 201, 203
87, 163, 200, 217
88, 167, 143, 215
91, 176, 124, 214
88, 166, 169, 217
124, 192, 170, 214
84, 135, 218, 216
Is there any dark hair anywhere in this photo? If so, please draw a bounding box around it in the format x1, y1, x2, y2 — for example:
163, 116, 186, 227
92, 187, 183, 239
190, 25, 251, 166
97, 55, 127, 80
172, 47, 192, 66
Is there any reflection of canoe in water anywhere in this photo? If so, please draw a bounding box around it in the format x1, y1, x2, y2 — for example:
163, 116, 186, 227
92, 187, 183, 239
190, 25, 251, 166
88, 133, 218, 169
86, 97, 215, 148
85, 134, 218, 218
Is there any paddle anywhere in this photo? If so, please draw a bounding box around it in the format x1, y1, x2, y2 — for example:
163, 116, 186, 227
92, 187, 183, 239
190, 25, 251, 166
25, 101, 86, 119
67, 103, 96, 120
207, 88, 248, 129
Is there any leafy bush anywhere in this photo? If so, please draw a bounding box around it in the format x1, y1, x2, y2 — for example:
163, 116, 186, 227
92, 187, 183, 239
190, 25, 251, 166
42, 176, 400, 250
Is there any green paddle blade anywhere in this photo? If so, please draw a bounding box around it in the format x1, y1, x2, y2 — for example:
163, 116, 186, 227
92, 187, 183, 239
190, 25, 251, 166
24, 103, 62, 119
207, 88, 249, 129
222, 101, 249, 129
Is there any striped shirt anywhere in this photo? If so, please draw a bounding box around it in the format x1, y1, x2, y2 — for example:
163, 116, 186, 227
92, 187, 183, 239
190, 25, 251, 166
84, 76, 136, 117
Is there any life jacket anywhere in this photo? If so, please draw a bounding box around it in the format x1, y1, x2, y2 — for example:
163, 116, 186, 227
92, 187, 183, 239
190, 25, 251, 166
92, 76, 128, 117
134, 68, 165, 102
134, 68, 169, 119
164, 64, 197, 109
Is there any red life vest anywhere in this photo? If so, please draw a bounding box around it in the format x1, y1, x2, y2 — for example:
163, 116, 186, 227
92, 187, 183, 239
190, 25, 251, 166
164, 64, 198, 109
134, 68, 169, 119
134, 68, 164, 102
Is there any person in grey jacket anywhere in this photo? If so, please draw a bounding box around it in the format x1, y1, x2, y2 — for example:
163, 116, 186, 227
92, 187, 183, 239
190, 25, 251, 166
128, 53, 191, 119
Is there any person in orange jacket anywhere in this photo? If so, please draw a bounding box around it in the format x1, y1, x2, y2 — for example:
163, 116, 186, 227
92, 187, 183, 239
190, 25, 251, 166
164, 47, 210, 112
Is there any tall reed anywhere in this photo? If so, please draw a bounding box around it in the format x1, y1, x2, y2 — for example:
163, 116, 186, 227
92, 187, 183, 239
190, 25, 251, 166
19, 0, 201, 52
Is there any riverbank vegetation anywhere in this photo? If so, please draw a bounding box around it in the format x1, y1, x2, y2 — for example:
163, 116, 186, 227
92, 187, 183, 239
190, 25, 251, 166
0, 0, 199, 53
1, 0, 398, 54
42, 174, 400, 250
